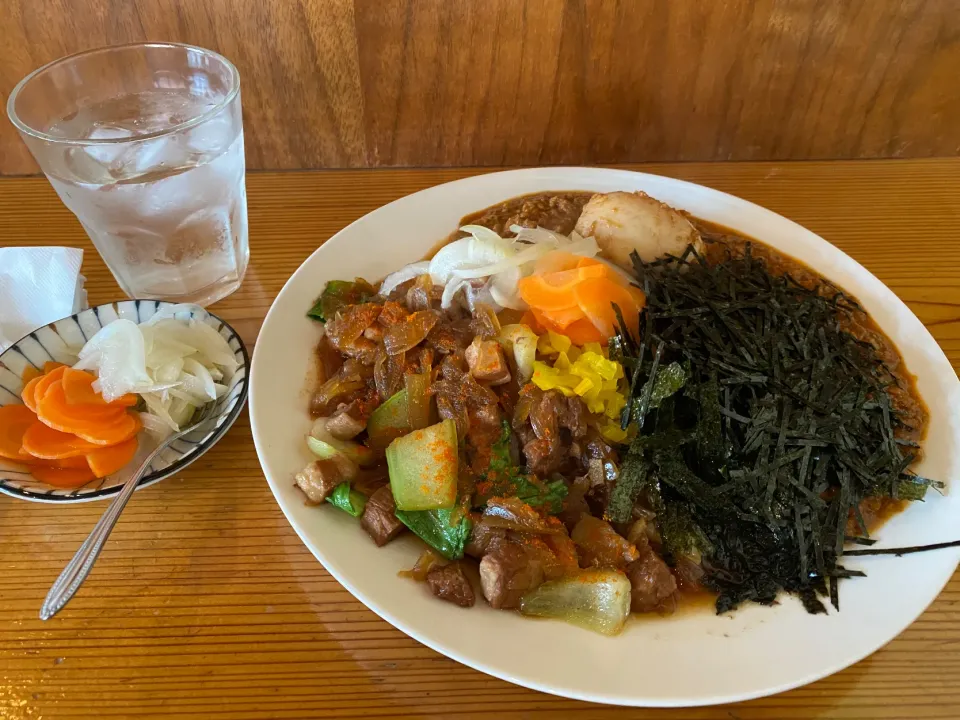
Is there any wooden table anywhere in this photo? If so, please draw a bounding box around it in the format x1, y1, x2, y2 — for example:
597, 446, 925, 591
1, 160, 958, 720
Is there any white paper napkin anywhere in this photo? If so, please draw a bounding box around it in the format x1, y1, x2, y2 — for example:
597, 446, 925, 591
0, 247, 87, 352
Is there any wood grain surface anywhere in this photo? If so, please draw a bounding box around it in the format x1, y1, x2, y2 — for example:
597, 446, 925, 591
3, 0, 960, 173
1, 160, 959, 719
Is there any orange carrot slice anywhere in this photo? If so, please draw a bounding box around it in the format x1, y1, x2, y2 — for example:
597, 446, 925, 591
518, 265, 610, 311
32, 365, 68, 406
30, 465, 96, 488
518, 275, 578, 311
26, 454, 92, 469
86, 437, 138, 478
0, 405, 39, 461
21, 377, 42, 413
22, 366, 42, 384
574, 277, 644, 338
43, 361, 65, 374
21, 421, 100, 460
537, 305, 587, 330
61, 367, 137, 407
36, 381, 128, 435
534, 251, 582, 275
564, 318, 605, 344
76, 413, 141, 447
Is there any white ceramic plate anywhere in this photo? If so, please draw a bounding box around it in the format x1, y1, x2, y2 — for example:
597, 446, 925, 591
249, 168, 960, 707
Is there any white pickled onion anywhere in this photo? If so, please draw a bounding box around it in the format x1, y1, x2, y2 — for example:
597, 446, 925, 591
460, 224, 507, 246
378, 261, 430, 297
509, 225, 565, 246
452, 242, 552, 280
75, 319, 152, 401
142, 303, 204, 326
441, 278, 467, 309
490, 267, 526, 310
76, 311, 238, 431
465, 280, 500, 312
429, 238, 473, 285
139, 411, 174, 441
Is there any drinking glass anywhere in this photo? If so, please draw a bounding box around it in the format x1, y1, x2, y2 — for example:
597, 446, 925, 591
7, 43, 249, 306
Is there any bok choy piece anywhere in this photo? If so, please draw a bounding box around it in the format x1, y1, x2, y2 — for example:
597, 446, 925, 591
519, 569, 632, 636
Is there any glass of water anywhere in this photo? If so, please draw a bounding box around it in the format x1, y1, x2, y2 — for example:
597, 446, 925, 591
7, 43, 248, 306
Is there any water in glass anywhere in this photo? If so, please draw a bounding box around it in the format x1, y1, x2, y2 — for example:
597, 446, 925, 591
45, 89, 248, 305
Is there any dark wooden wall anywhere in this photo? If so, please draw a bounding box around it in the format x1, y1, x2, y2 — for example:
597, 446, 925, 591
2, 0, 958, 173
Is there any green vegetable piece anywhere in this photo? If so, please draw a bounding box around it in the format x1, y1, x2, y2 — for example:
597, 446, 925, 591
404, 372, 432, 430
307, 431, 373, 468
386, 419, 459, 511
607, 451, 649, 524
649, 361, 688, 409
475, 422, 567, 514
695, 374, 723, 466
367, 389, 409, 450
306, 435, 340, 462
325, 482, 367, 517
895, 477, 942, 502
307, 280, 357, 321
395, 507, 472, 560
519, 569, 632, 636
657, 502, 710, 559
514, 477, 568, 515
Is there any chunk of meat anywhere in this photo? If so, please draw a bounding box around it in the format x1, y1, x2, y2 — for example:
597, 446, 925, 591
465, 520, 507, 559
558, 476, 590, 532
294, 460, 343, 504
523, 437, 563, 476
559, 395, 587, 439
479, 541, 546, 609
571, 515, 640, 569
515, 387, 567, 475
326, 411, 366, 440
465, 337, 511, 385
575, 191, 702, 269
626, 536, 678, 613
360, 485, 405, 547
326, 390, 378, 440
426, 562, 476, 607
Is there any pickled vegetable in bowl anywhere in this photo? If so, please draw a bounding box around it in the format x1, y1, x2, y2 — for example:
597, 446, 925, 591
0, 302, 246, 497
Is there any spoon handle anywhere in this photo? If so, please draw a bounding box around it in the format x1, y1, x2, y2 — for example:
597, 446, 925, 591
39, 450, 157, 621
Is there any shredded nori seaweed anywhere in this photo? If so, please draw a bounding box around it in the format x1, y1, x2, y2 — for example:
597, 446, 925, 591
615, 242, 942, 614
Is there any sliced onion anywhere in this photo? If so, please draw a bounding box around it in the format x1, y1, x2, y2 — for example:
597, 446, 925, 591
465, 280, 500, 312
183, 358, 217, 401
140, 411, 174, 441
562, 233, 600, 258
441, 278, 467, 309
75, 319, 152, 402
490, 269, 527, 310
379, 261, 431, 297
429, 239, 473, 285
509, 224, 564, 246
452, 242, 552, 280
141, 392, 180, 431
460, 224, 507, 246
141, 303, 204, 327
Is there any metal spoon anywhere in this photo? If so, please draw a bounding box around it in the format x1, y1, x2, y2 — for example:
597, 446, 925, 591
40, 402, 218, 621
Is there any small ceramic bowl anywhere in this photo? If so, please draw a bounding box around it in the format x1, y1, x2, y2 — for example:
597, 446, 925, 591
0, 300, 249, 503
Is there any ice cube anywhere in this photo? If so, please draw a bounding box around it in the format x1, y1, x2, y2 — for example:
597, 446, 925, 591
108, 135, 190, 180
185, 111, 234, 156
83, 125, 134, 166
